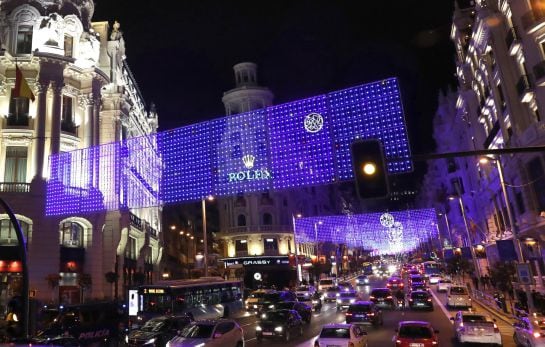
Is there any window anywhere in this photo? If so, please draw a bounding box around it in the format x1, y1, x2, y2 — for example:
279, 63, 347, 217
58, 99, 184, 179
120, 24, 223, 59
8, 89, 30, 124
61, 96, 77, 135
0, 219, 30, 245
16, 26, 33, 54
64, 35, 73, 57
126, 236, 137, 259
60, 221, 83, 248
237, 214, 246, 226
528, 158, 545, 211
262, 213, 272, 225
4, 147, 27, 183
263, 238, 278, 252
235, 239, 247, 253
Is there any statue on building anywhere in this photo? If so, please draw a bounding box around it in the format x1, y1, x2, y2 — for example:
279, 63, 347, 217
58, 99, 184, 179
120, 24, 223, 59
110, 20, 122, 41
40, 13, 63, 47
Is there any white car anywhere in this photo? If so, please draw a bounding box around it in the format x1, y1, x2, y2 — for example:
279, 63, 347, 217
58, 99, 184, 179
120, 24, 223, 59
446, 285, 472, 308
166, 320, 244, 347
315, 323, 368, 347
318, 278, 336, 291
437, 279, 451, 292
428, 274, 442, 284
451, 311, 501, 345
513, 315, 545, 347
295, 285, 316, 301
244, 289, 274, 311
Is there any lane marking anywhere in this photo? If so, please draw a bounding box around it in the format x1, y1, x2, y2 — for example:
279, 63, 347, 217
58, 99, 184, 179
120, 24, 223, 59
429, 288, 453, 324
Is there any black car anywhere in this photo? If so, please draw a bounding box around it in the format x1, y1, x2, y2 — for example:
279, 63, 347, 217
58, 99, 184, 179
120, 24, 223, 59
256, 309, 304, 342
345, 301, 383, 326
408, 290, 434, 311
127, 315, 193, 347
258, 291, 297, 313
274, 301, 312, 323
369, 288, 397, 309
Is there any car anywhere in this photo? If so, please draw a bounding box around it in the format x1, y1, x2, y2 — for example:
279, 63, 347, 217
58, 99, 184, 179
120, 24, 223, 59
127, 315, 193, 347
437, 279, 452, 292
295, 285, 315, 301
369, 288, 397, 309
297, 290, 322, 312
258, 290, 297, 313
255, 309, 304, 342
318, 278, 336, 291
244, 289, 274, 312
165, 319, 244, 347
513, 314, 545, 347
428, 274, 442, 284
345, 301, 383, 326
410, 283, 429, 293
274, 301, 313, 323
386, 277, 404, 290
323, 286, 342, 302
409, 274, 425, 286
446, 285, 472, 308
338, 281, 354, 292
355, 275, 370, 286
336, 291, 359, 311
315, 323, 368, 347
451, 311, 501, 345
408, 290, 434, 311
393, 321, 439, 347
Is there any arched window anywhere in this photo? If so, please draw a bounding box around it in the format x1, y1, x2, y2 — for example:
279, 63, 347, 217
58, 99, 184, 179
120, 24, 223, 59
0, 219, 30, 245
237, 214, 246, 227
263, 213, 273, 225
60, 221, 83, 247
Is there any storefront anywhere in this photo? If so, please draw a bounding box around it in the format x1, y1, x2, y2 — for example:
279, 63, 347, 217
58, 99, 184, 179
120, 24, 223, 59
221, 256, 296, 289
0, 246, 23, 318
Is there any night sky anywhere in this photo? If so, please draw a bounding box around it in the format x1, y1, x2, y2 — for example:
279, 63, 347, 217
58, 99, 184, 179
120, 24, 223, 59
92, 0, 457, 157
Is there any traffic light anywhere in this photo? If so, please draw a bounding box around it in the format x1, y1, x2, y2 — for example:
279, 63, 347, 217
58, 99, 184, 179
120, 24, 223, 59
351, 139, 389, 199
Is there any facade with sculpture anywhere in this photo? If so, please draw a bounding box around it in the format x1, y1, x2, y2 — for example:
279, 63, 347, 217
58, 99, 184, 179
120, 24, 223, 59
0, 0, 162, 309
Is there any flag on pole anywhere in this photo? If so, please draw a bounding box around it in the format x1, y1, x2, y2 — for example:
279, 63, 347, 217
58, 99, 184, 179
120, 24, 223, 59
13, 64, 35, 102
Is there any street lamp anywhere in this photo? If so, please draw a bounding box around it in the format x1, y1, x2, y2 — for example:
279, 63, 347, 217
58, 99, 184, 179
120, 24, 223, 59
292, 213, 303, 283
314, 221, 323, 258
448, 194, 481, 277
201, 195, 214, 277
437, 212, 453, 247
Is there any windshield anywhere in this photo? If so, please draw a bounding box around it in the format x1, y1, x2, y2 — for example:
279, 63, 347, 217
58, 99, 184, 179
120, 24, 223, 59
261, 311, 288, 321
371, 289, 390, 297
296, 286, 309, 291
320, 280, 333, 285
450, 287, 468, 295
462, 315, 487, 322
327, 287, 340, 292
141, 318, 166, 332
348, 305, 371, 313
398, 325, 433, 338
180, 324, 214, 338
340, 292, 356, 298
411, 292, 429, 299
320, 328, 350, 338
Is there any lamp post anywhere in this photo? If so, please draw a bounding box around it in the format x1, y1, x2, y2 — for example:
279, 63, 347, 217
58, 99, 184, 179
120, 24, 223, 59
292, 213, 303, 283
314, 221, 323, 259
201, 195, 214, 277
438, 212, 453, 247
449, 195, 481, 278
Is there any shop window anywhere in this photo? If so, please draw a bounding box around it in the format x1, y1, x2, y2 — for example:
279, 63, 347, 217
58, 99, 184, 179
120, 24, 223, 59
237, 214, 246, 226
235, 239, 247, 253
263, 238, 278, 252
0, 219, 30, 245
4, 147, 27, 183
60, 221, 83, 248
16, 26, 33, 54
263, 213, 272, 225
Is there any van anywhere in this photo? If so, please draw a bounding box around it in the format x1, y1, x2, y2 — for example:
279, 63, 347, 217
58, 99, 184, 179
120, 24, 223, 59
446, 285, 472, 308
318, 278, 336, 291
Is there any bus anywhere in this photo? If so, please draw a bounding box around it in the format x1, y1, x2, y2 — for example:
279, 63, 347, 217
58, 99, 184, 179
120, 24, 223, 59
134, 277, 243, 326
422, 261, 442, 277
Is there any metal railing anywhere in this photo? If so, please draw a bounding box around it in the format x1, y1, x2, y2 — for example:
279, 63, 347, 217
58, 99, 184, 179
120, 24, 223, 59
471, 289, 517, 320
0, 182, 30, 193
223, 225, 292, 234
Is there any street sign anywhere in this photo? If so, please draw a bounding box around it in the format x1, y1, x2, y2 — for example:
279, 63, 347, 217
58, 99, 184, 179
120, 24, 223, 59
517, 263, 533, 285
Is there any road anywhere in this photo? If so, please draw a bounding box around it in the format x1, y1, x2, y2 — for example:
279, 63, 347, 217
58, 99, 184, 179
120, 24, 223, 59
234, 275, 516, 347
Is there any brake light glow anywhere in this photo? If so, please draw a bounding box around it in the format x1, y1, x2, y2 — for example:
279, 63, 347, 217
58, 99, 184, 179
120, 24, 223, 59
387, 296, 393, 299
493, 324, 499, 333
427, 298, 432, 302
346, 313, 352, 316
370, 296, 375, 299
534, 332, 541, 338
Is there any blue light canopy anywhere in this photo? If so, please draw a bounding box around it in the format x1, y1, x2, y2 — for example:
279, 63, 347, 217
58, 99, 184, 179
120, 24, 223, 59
46, 78, 412, 215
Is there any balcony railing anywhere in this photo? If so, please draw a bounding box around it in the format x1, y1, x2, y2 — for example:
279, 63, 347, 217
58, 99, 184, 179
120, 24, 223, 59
223, 225, 292, 234
6, 114, 29, 127
522, 7, 545, 33
516, 74, 534, 102
129, 212, 142, 230
505, 27, 521, 56
145, 223, 158, 238
61, 121, 79, 136
0, 182, 30, 193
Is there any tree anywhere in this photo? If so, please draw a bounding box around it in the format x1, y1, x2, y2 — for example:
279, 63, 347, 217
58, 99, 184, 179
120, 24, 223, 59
105, 271, 119, 300
45, 274, 61, 303
489, 261, 516, 293
445, 255, 473, 280
78, 274, 92, 303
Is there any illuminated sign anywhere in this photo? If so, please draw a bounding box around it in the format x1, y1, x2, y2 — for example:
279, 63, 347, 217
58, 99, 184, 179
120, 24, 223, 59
46, 78, 412, 215
221, 256, 290, 267
144, 288, 165, 294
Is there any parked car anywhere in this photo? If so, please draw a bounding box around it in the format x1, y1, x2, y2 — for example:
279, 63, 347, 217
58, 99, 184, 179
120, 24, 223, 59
369, 288, 397, 309
165, 319, 243, 347
393, 321, 439, 347
274, 301, 313, 323
437, 279, 451, 292
323, 286, 342, 303
408, 290, 434, 311
451, 311, 501, 345
345, 301, 383, 326
355, 275, 369, 286
315, 323, 368, 347
446, 285, 472, 309
255, 309, 303, 342
513, 314, 545, 347
337, 291, 359, 311
126, 315, 193, 347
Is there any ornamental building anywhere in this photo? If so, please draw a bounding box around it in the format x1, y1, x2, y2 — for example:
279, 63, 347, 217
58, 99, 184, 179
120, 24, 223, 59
0, 0, 162, 309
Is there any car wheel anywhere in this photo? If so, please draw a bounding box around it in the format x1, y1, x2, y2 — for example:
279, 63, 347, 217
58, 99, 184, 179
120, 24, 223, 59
284, 330, 290, 342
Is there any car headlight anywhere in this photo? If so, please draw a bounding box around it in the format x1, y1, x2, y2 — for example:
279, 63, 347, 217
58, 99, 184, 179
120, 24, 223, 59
337, 299, 342, 303
312, 300, 319, 304
125, 335, 129, 344
268, 304, 275, 309
304, 293, 309, 296
145, 338, 156, 345
350, 299, 356, 303
274, 326, 283, 332
364, 279, 369, 283
336, 293, 340, 297
256, 326, 262, 331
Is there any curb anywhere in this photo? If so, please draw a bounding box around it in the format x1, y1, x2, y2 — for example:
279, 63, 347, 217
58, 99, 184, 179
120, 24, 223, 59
471, 296, 515, 325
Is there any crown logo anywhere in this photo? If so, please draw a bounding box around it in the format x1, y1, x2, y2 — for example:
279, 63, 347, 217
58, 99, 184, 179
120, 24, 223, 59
242, 154, 255, 169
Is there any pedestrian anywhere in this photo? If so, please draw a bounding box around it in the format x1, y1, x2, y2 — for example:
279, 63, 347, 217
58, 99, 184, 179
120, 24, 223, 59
484, 274, 491, 290
472, 275, 479, 290
480, 275, 486, 290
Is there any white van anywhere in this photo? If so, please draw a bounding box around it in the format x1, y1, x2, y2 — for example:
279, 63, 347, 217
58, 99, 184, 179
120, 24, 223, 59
318, 278, 336, 291
446, 285, 472, 308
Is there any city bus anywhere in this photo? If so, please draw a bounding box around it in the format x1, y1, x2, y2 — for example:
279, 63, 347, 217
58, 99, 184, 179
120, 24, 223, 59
422, 261, 442, 277
134, 277, 243, 326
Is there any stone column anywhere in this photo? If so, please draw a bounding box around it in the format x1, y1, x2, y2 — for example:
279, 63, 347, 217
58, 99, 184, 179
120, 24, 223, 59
34, 80, 49, 179
50, 81, 64, 154
81, 94, 95, 148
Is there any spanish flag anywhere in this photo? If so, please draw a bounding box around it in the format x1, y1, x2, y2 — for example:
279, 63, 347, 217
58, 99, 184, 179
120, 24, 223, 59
13, 65, 35, 102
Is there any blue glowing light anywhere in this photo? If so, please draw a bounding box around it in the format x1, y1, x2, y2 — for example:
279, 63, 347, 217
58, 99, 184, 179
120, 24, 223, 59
293, 209, 438, 254
46, 78, 412, 215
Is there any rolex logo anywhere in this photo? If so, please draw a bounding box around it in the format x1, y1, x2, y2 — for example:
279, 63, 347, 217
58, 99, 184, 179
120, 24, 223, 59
242, 154, 255, 169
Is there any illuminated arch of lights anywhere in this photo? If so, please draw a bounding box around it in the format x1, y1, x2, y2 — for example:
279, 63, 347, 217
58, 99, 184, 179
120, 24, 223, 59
46, 78, 412, 215
294, 209, 439, 254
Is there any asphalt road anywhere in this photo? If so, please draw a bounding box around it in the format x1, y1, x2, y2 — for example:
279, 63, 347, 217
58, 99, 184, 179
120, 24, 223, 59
235, 275, 461, 347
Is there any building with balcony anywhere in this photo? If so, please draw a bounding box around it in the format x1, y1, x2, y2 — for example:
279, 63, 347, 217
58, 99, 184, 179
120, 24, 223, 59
0, 0, 162, 308
423, 0, 545, 276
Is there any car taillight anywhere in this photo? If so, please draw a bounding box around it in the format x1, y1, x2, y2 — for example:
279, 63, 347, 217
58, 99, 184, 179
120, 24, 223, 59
493, 324, 499, 333
387, 296, 393, 299
395, 339, 402, 345
534, 332, 542, 338
346, 313, 352, 316
367, 312, 374, 316
432, 340, 438, 345
409, 299, 413, 302
370, 296, 375, 299
427, 298, 432, 302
